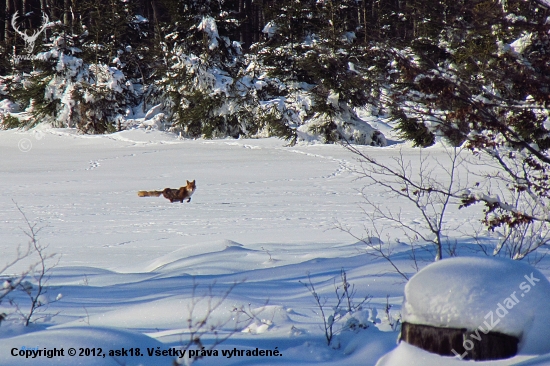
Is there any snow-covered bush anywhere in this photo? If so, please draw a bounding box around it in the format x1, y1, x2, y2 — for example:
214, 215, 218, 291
7, 39, 132, 133
70, 63, 132, 133
0, 96, 21, 129
250, 0, 388, 146
161, 49, 245, 138
159, 12, 298, 140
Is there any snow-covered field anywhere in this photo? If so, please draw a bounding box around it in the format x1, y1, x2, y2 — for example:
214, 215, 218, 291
1, 127, 550, 365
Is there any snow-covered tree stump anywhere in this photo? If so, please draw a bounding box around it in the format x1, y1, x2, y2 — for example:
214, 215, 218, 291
400, 322, 518, 360
377, 257, 550, 364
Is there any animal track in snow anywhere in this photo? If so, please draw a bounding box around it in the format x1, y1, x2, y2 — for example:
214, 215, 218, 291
86, 160, 101, 170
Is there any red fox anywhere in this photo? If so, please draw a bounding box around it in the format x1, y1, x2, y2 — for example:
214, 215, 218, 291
138, 180, 196, 203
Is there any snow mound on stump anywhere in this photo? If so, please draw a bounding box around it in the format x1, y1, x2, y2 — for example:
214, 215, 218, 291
402, 257, 550, 355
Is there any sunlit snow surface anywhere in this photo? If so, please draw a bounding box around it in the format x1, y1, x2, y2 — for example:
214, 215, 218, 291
1, 127, 550, 365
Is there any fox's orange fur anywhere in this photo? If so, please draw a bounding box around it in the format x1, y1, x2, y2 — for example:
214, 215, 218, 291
138, 180, 196, 203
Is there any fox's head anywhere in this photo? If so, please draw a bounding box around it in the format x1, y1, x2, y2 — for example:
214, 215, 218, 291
186, 180, 196, 191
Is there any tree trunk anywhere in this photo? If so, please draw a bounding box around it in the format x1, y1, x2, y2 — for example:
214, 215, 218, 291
400, 322, 518, 361
63, 0, 70, 27
252, 0, 261, 44
238, 0, 253, 49
4, 0, 13, 43
22, 0, 28, 27
40, 0, 47, 14
151, 0, 160, 45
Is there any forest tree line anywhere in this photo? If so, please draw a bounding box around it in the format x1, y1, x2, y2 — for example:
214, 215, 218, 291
0, 0, 548, 146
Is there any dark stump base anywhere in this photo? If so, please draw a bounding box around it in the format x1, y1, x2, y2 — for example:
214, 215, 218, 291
400, 322, 518, 361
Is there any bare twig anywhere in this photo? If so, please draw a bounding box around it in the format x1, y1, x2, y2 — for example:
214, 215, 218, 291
180, 279, 246, 361
384, 295, 401, 331
301, 269, 371, 346
1, 203, 61, 327
338, 139, 471, 277
10, 203, 59, 326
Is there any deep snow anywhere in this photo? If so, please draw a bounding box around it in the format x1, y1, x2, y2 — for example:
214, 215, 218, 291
1, 127, 550, 365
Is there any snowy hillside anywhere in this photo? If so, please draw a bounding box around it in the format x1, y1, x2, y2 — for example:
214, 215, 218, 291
1, 127, 550, 365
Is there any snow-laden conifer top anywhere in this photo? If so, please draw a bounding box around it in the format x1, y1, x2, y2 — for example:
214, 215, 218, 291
402, 257, 550, 354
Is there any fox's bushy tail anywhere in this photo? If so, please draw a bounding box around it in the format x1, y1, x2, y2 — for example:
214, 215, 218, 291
137, 190, 163, 197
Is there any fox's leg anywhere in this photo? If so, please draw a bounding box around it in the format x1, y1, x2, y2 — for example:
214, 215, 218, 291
187, 198, 191, 202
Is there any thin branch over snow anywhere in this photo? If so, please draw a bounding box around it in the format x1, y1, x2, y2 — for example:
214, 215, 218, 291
343, 140, 468, 262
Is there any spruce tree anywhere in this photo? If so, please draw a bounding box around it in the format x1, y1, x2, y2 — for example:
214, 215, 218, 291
157, 0, 257, 138
253, 0, 386, 145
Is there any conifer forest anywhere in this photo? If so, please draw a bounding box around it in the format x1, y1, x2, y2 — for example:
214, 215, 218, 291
0, 0, 549, 148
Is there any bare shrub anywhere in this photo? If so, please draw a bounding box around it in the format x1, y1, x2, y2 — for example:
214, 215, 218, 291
173, 280, 247, 364
339, 143, 469, 278
1, 204, 60, 326
301, 269, 371, 346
